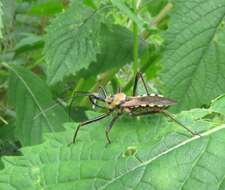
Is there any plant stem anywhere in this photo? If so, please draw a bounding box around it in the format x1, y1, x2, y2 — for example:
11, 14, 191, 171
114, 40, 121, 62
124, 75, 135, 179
123, 51, 160, 92
67, 78, 85, 107
136, 0, 142, 9
151, 2, 173, 26
0, 115, 8, 125
132, 0, 139, 74
142, 2, 173, 39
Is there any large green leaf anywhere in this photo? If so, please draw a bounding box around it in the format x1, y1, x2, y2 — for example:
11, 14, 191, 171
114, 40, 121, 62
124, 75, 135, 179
160, 0, 225, 111
6, 64, 69, 145
0, 102, 224, 189
44, 0, 104, 84
76, 24, 146, 80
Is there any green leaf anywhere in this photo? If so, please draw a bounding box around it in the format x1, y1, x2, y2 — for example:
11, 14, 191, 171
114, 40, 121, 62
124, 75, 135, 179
141, 0, 168, 16
0, 0, 16, 34
160, 0, 225, 111
0, 106, 223, 189
111, 0, 146, 29
84, 0, 97, 10
78, 24, 146, 78
67, 24, 147, 105
14, 33, 44, 54
44, 0, 104, 84
0, 123, 15, 142
5, 64, 69, 145
210, 94, 225, 115
0, 1, 3, 39
28, 0, 64, 16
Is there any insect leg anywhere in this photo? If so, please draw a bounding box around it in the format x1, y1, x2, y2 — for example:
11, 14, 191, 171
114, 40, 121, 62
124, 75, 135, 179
161, 110, 200, 136
117, 86, 122, 93
72, 113, 111, 144
105, 113, 122, 144
98, 86, 107, 98
133, 72, 150, 96
68, 96, 75, 119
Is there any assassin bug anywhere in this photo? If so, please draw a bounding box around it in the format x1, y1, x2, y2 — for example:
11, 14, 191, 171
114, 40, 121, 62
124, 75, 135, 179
72, 72, 198, 144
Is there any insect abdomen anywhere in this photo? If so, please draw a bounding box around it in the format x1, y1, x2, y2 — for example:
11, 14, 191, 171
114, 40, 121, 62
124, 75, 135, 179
121, 95, 176, 108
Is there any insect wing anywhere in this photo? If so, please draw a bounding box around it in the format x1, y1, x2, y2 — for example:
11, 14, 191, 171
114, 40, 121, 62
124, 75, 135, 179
121, 96, 176, 108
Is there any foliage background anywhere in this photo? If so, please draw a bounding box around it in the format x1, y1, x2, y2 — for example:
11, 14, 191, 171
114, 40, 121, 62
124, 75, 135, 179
0, 0, 225, 189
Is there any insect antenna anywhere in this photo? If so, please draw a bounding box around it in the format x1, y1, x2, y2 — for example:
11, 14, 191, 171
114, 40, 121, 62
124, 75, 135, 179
68, 90, 109, 118
68, 91, 95, 117
34, 90, 108, 121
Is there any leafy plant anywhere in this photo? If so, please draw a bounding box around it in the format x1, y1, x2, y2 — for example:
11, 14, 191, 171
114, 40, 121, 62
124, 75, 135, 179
0, 0, 225, 189
161, 0, 225, 112
0, 97, 225, 189
7, 64, 68, 145
44, 0, 105, 84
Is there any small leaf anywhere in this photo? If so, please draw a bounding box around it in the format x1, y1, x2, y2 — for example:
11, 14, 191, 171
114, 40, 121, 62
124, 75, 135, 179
28, 0, 64, 16
160, 0, 225, 111
111, 0, 146, 29
44, 0, 104, 84
6, 64, 68, 145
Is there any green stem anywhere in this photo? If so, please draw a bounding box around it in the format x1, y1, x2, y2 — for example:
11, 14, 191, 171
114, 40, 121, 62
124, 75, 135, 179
132, 0, 139, 74
123, 52, 160, 92
142, 2, 173, 39
67, 78, 85, 107
0, 115, 8, 125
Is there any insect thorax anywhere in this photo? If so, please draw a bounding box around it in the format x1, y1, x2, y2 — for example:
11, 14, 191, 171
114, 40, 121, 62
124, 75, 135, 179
106, 93, 127, 109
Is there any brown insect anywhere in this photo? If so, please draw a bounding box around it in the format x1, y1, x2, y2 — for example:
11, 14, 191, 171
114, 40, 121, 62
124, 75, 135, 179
72, 72, 198, 144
